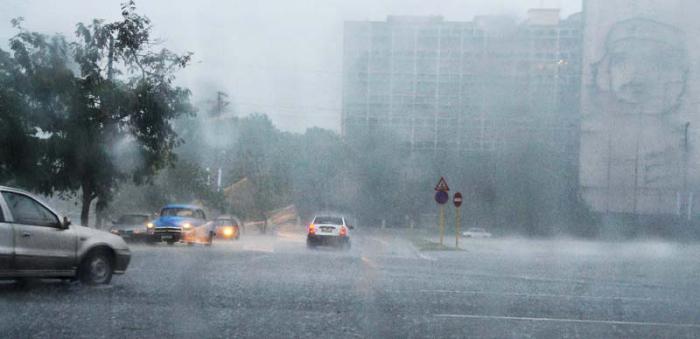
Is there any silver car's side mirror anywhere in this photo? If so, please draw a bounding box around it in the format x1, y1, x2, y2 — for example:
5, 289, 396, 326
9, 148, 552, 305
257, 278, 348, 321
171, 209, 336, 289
61, 216, 72, 229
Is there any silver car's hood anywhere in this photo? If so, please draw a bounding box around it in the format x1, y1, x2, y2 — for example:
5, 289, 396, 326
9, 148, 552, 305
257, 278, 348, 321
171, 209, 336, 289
72, 224, 130, 251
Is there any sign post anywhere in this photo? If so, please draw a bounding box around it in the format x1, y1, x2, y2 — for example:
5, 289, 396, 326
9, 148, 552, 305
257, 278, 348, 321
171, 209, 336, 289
434, 177, 450, 246
439, 205, 445, 245
453, 192, 463, 249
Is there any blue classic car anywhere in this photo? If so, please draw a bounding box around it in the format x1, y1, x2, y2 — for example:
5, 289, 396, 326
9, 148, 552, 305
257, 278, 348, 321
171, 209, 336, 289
148, 204, 213, 245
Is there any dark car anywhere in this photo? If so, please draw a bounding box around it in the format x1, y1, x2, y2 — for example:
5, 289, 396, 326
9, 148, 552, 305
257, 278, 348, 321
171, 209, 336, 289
109, 214, 152, 242
214, 215, 242, 240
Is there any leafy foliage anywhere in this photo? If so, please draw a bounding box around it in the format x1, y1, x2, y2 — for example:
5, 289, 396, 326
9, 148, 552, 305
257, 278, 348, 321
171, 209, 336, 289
0, 2, 194, 226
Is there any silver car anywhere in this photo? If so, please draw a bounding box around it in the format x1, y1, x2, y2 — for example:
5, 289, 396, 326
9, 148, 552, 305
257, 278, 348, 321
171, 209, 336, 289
306, 215, 353, 250
0, 186, 131, 285
462, 227, 493, 238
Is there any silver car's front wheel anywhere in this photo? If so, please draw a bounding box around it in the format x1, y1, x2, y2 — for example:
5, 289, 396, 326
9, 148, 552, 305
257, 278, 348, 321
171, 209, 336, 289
79, 251, 113, 285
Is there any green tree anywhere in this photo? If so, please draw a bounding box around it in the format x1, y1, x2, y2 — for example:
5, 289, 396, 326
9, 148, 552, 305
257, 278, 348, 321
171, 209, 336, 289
290, 127, 350, 218
228, 114, 292, 228
4, 2, 194, 226
0, 47, 41, 184
105, 159, 226, 219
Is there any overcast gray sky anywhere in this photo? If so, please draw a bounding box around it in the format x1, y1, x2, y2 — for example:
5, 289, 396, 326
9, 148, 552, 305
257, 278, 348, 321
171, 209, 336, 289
1, 0, 581, 132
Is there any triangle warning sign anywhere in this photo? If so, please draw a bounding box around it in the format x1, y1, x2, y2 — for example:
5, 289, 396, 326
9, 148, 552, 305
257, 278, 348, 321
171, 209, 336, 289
435, 177, 450, 192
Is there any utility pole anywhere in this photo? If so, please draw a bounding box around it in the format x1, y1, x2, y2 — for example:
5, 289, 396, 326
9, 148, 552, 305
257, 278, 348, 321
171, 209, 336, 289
211, 91, 230, 117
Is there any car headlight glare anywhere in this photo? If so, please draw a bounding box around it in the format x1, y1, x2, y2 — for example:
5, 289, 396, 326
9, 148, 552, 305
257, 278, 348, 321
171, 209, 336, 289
182, 223, 192, 229
147, 222, 154, 229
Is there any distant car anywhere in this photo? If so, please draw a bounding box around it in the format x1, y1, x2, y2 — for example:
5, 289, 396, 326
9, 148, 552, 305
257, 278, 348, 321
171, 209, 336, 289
149, 204, 213, 245
213, 215, 241, 240
109, 213, 151, 242
462, 228, 492, 238
306, 215, 352, 250
0, 186, 131, 285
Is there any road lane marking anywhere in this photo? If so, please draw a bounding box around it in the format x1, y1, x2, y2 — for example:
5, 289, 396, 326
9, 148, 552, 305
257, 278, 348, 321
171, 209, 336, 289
420, 289, 655, 302
416, 270, 662, 289
277, 232, 305, 242
250, 254, 272, 262
416, 252, 436, 261
361, 256, 378, 268
243, 243, 275, 253
375, 238, 390, 246
434, 313, 700, 329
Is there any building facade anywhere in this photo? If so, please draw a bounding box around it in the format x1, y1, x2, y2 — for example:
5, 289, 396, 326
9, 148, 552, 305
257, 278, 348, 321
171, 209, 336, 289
580, 0, 700, 217
342, 10, 582, 157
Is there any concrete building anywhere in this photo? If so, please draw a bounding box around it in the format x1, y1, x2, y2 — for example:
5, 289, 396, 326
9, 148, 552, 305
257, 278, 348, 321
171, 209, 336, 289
579, 0, 700, 218
342, 9, 582, 157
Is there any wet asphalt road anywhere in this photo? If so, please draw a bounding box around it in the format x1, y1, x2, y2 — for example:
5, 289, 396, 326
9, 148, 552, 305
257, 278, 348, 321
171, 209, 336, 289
2, 229, 700, 338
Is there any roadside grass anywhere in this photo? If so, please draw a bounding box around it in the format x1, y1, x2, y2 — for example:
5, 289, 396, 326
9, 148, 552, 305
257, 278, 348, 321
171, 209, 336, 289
409, 237, 464, 251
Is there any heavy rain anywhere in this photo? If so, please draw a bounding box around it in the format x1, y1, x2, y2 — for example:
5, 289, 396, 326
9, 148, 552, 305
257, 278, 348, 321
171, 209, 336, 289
1, 0, 700, 338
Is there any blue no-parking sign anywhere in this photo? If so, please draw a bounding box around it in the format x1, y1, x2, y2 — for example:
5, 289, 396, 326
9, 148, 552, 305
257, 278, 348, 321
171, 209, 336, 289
435, 191, 449, 204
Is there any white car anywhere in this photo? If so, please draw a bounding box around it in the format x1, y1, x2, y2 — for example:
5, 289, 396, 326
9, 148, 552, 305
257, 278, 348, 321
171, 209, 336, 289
462, 228, 492, 238
306, 215, 353, 250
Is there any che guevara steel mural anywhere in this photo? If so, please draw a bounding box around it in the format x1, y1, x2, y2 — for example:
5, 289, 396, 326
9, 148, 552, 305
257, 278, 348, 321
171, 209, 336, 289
581, 15, 692, 215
